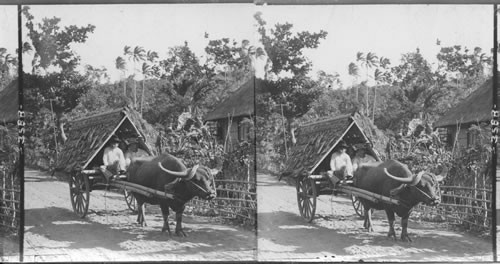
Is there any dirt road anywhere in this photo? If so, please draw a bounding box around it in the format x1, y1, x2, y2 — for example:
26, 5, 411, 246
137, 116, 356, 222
24, 169, 256, 262
257, 173, 493, 262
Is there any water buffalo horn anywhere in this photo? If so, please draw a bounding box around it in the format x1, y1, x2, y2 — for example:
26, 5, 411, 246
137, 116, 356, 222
158, 162, 189, 178
383, 168, 421, 186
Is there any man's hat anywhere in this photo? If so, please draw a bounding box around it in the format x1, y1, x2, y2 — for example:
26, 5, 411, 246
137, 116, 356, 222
109, 136, 121, 144
337, 140, 348, 149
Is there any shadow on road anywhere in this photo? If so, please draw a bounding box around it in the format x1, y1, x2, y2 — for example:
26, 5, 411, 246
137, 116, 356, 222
25, 206, 255, 256
258, 210, 492, 261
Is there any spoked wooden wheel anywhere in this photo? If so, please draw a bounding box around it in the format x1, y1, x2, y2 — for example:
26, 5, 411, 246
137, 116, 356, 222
296, 176, 317, 222
351, 195, 372, 218
69, 172, 90, 218
123, 189, 138, 213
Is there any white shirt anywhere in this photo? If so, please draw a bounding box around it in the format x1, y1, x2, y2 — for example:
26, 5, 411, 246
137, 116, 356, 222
103, 146, 126, 169
330, 151, 353, 176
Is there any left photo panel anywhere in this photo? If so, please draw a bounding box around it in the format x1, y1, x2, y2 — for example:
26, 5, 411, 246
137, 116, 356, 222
0, 5, 21, 262
21, 4, 257, 262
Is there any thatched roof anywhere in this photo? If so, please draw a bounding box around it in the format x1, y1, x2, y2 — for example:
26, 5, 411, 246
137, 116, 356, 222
0, 80, 18, 124
205, 77, 258, 121
56, 107, 153, 173
434, 78, 494, 128
283, 113, 379, 177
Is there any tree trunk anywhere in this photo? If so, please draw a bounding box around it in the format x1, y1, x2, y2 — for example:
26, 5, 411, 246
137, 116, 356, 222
355, 86, 358, 102
122, 74, 126, 95
365, 84, 369, 116
372, 86, 377, 121
133, 79, 137, 110
141, 80, 145, 116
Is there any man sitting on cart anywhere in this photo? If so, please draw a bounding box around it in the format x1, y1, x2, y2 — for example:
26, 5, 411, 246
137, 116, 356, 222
100, 136, 126, 181
328, 140, 354, 186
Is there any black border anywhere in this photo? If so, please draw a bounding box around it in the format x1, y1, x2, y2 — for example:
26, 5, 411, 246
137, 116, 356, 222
17, 4, 24, 263
2, 0, 500, 4
493, 4, 498, 263
6, 1, 499, 262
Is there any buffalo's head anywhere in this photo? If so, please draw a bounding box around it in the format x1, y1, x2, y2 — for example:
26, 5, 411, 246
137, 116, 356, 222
159, 162, 217, 200
384, 165, 447, 206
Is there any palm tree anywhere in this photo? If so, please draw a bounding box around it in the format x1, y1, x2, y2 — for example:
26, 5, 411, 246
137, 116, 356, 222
124, 46, 146, 109
146, 50, 159, 63
146, 49, 160, 79
355, 52, 366, 108
115, 56, 127, 95
372, 68, 385, 121
140, 62, 153, 115
85, 65, 108, 84
379, 56, 390, 69
364, 52, 379, 115
348, 62, 359, 101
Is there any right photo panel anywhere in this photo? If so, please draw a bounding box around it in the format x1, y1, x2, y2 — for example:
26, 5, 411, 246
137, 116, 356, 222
255, 4, 494, 262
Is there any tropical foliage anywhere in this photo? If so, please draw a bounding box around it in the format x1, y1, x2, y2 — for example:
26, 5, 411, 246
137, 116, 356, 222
254, 15, 493, 187
21, 9, 255, 185
15, 9, 494, 195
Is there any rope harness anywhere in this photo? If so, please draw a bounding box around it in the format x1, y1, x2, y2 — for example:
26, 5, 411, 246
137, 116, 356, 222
173, 164, 215, 202
396, 182, 435, 209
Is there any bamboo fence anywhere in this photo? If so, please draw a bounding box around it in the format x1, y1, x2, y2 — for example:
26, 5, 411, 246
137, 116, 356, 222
187, 179, 256, 227
414, 185, 492, 232
0, 165, 20, 235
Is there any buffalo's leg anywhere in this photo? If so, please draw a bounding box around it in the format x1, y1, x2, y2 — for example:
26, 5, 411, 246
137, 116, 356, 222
363, 208, 373, 232
160, 203, 171, 235
136, 201, 147, 227
136, 200, 142, 224
400, 213, 412, 242
385, 209, 396, 240
175, 207, 187, 237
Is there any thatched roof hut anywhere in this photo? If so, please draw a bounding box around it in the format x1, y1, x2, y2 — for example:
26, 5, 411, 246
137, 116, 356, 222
283, 113, 381, 177
205, 77, 258, 121
434, 78, 494, 128
0, 80, 18, 124
56, 107, 154, 173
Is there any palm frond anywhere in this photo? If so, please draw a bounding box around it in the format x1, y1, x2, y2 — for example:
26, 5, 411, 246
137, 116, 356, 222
124, 45, 132, 56
147, 50, 159, 62
348, 62, 359, 76
356, 52, 365, 63
366, 52, 379, 68
115, 56, 126, 70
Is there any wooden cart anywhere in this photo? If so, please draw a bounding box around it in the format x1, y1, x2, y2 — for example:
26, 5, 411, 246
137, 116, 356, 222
56, 108, 165, 218
69, 169, 176, 218
295, 172, 401, 222
283, 114, 397, 222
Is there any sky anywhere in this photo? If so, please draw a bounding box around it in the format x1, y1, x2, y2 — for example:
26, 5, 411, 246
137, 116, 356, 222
259, 4, 493, 85
0, 4, 495, 85
17, 4, 258, 81
0, 5, 18, 55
